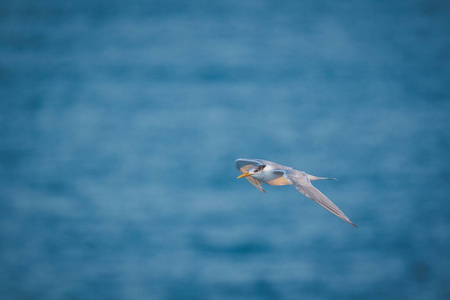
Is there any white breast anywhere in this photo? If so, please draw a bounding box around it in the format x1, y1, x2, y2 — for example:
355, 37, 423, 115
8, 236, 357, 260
254, 167, 292, 186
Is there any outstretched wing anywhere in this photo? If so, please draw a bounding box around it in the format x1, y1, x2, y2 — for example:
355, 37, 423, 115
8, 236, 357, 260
235, 158, 266, 193
284, 170, 357, 227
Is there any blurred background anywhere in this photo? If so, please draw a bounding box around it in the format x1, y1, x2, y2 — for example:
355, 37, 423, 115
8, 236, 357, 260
1, 0, 449, 299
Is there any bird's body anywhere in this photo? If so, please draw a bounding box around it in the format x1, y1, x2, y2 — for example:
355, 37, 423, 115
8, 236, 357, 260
236, 158, 357, 228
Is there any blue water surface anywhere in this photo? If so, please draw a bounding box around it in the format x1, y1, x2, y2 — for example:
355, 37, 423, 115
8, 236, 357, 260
1, 1, 450, 299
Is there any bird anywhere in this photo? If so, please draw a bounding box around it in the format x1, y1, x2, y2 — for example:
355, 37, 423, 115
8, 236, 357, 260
236, 158, 357, 228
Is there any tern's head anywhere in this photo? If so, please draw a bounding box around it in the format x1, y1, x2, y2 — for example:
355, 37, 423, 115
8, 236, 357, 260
237, 165, 267, 179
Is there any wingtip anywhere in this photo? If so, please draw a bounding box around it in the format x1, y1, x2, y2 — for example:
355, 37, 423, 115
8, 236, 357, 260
350, 222, 358, 228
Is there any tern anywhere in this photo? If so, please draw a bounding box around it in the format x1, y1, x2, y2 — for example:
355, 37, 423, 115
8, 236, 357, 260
236, 158, 357, 227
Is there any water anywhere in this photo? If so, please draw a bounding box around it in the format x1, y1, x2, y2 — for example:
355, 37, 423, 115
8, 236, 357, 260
1, 1, 449, 299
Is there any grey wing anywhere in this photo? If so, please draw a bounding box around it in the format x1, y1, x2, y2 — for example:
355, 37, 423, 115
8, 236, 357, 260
284, 171, 357, 227
235, 158, 266, 193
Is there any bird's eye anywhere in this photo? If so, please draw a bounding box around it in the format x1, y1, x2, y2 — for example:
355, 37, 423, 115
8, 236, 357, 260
254, 169, 258, 173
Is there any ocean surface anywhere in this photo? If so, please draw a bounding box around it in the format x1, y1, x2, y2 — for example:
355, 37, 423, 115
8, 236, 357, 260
1, 1, 449, 299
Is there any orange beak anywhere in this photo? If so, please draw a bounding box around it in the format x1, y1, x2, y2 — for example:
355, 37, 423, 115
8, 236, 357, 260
237, 172, 252, 179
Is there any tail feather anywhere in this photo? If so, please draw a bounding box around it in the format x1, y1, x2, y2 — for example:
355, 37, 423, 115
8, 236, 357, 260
307, 175, 338, 181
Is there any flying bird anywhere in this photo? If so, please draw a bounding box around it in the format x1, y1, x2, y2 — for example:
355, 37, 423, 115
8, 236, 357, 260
236, 158, 357, 227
